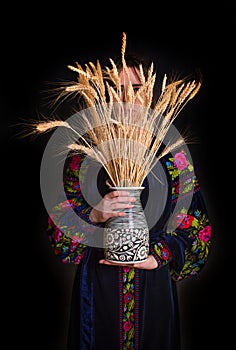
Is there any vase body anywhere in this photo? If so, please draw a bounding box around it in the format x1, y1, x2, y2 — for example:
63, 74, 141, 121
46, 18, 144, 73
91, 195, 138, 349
104, 186, 149, 264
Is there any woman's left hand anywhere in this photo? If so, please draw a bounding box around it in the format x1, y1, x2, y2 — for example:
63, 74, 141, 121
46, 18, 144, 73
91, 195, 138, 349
99, 254, 158, 270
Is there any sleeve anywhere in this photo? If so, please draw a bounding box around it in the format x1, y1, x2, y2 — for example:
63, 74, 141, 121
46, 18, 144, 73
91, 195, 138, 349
47, 153, 98, 264
149, 149, 212, 281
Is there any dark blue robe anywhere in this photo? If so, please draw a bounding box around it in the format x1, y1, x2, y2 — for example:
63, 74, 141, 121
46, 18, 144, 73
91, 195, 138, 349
47, 150, 212, 350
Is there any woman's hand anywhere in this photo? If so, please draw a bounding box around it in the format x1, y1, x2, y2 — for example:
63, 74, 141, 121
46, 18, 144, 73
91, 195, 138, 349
99, 255, 158, 270
89, 190, 136, 223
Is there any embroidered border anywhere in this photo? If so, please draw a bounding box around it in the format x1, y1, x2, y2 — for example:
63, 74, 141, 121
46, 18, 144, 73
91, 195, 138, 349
119, 267, 139, 350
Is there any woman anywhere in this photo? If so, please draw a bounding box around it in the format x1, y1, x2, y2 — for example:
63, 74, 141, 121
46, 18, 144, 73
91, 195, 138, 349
46, 47, 212, 350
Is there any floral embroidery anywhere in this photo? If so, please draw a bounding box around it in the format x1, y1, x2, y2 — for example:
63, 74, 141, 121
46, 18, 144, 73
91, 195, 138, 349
174, 213, 194, 229
47, 217, 86, 263
174, 152, 188, 170
121, 267, 136, 350
47, 154, 91, 264
166, 150, 199, 201
150, 240, 172, 267
198, 225, 211, 242
69, 235, 84, 252
61, 199, 77, 210
160, 150, 212, 281
124, 292, 133, 304
169, 208, 211, 281
70, 155, 81, 171
52, 226, 62, 242
161, 247, 171, 260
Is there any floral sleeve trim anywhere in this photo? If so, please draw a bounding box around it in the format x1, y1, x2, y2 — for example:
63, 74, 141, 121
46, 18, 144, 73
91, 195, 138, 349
169, 209, 211, 281
47, 215, 87, 264
65, 187, 94, 225
163, 149, 212, 280
64, 155, 103, 227
166, 149, 199, 202
47, 154, 97, 264
150, 240, 172, 269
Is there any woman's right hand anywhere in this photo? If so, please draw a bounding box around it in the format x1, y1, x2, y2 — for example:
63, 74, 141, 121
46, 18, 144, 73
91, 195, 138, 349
89, 190, 136, 223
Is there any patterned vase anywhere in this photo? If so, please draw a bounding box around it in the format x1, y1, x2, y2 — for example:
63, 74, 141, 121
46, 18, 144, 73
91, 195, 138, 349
104, 186, 149, 263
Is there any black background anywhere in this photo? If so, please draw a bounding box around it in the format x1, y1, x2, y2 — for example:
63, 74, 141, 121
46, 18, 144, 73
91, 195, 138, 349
2, 4, 234, 350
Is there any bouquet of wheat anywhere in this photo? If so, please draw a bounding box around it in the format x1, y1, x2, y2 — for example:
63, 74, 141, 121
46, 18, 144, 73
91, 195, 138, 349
33, 32, 201, 188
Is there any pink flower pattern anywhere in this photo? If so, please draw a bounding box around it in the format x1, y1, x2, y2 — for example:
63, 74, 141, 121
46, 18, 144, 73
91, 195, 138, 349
199, 225, 211, 242
174, 152, 188, 170
70, 156, 81, 171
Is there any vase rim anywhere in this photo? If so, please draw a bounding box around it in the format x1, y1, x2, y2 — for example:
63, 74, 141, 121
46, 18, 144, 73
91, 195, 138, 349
111, 186, 145, 190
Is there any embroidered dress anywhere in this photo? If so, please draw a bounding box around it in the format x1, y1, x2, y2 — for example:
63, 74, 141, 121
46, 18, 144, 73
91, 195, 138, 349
47, 149, 212, 350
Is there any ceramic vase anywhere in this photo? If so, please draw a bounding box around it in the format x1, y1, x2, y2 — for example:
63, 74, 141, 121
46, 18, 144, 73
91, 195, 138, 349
104, 186, 149, 263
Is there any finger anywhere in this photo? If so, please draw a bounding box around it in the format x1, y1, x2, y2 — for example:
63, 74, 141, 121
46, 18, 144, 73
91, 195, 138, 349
111, 202, 135, 211
133, 257, 158, 270
99, 259, 116, 265
99, 259, 135, 268
100, 201, 134, 215
106, 190, 132, 199
108, 197, 136, 206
